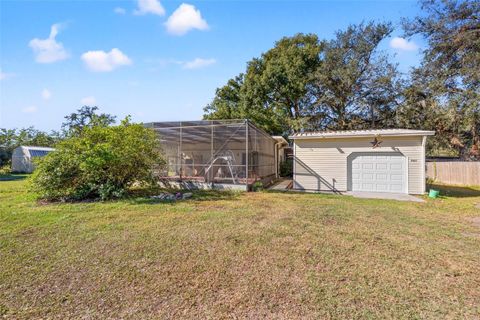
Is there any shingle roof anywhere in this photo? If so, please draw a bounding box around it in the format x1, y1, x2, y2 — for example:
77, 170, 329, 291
289, 129, 435, 139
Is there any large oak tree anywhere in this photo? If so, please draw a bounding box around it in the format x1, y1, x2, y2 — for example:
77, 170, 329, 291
401, 0, 480, 159
204, 33, 323, 134
204, 22, 401, 134
312, 22, 401, 130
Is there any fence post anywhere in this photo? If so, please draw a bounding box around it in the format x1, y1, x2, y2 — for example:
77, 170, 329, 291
245, 120, 249, 188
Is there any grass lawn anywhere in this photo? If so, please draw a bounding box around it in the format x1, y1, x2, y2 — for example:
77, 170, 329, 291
1, 178, 479, 319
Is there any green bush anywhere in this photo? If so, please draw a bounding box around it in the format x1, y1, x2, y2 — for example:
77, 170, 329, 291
30, 119, 165, 201
279, 159, 293, 177
252, 181, 264, 192
0, 162, 11, 175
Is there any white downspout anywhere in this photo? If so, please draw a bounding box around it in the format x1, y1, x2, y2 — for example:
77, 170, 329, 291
422, 135, 427, 194
274, 142, 282, 179
293, 141, 296, 189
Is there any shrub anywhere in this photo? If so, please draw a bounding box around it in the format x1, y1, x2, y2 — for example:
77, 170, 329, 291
252, 181, 264, 192
279, 159, 293, 177
0, 162, 11, 175
30, 119, 165, 201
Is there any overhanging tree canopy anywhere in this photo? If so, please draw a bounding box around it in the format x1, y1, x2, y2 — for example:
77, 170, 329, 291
204, 22, 401, 134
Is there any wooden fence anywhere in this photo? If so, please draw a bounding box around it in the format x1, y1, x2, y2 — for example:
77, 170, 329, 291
426, 161, 480, 186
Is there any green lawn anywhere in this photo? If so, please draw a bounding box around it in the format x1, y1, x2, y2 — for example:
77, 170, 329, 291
1, 178, 479, 319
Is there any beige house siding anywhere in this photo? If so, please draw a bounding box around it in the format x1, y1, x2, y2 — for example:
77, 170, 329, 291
293, 136, 426, 194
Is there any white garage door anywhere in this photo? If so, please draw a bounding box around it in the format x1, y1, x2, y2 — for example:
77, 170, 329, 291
351, 153, 407, 193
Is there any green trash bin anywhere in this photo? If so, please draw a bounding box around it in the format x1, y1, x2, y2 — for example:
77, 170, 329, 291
429, 189, 440, 198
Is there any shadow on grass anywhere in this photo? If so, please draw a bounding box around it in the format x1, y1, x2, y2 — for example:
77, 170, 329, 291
0, 174, 28, 181
128, 188, 241, 205
427, 184, 480, 198
264, 189, 344, 200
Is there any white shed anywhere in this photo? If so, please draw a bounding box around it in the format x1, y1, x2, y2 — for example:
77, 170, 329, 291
289, 129, 435, 194
11, 146, 55, 173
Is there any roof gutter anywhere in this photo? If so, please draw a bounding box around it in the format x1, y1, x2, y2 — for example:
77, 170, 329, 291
289, 131, 435, 140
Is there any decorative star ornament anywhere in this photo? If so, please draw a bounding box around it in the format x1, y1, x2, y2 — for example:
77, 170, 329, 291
371, 136, 383, 149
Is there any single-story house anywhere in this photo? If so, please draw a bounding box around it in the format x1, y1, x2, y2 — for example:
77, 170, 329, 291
290, 129, 435, 194
11, 146, 55, 173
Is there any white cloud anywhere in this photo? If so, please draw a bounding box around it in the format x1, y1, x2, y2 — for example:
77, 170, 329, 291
165, 3, 209, 36
134, 0, 165, 16
22, 106, 38, 113
389, 37, 418, 51
114, 7, 126, 15
41, 88, 52, 100
80, 96, 96, 105
182, 58, 216, 69
81, 48, 132, 72
29, 24, 69, 63
0, 68, 14, 80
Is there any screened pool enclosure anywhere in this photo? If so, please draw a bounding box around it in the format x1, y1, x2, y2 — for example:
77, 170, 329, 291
145, 120, 277, 190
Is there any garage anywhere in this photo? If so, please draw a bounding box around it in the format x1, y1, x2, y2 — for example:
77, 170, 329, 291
290, 129, 435, 195
350, 152, 406, 193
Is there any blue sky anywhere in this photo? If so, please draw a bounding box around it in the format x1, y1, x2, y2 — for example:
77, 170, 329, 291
0, 0, 424, 131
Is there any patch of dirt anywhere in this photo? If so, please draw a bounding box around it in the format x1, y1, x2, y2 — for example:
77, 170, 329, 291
468, 217, 480, 228
475, 203, 480, 209
462, 232, 480, 239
